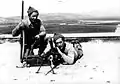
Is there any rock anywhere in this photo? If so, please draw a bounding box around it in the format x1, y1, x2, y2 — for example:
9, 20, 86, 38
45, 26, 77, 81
106, 81, 111, 83
89, 77, 93, 79
50, 79, 55, 82
84, 65, 88, 67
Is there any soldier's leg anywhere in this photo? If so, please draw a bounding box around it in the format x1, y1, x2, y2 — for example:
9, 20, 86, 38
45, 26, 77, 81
38, 36, 48, 55
16, 47, 31, 68
24, 48, 31, 58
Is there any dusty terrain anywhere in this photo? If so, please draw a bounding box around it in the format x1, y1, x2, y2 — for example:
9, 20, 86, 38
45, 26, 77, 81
0, 40, 120, 84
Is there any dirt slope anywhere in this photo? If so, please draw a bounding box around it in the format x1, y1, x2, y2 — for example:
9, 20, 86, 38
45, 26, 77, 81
0, 40, 120, 84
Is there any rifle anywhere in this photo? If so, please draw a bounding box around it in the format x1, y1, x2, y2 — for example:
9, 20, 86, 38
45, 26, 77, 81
20, 0, 25, 63
36, 37, 62, 75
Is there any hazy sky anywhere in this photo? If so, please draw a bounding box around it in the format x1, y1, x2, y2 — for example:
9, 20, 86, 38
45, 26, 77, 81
0, 0, 120, 17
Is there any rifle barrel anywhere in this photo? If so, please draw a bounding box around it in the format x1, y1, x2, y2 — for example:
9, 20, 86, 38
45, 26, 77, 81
21, 0, 24, 20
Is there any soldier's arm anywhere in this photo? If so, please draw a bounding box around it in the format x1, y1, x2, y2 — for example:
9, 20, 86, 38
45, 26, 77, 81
12, 21, 25, 37
39, 24, 46, 37
43, 40, 51, 54
57, 47, 75, 65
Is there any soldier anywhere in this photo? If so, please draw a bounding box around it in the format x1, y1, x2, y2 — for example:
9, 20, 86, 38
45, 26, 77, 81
42, 33, 83, 65
12, 6, 46, 67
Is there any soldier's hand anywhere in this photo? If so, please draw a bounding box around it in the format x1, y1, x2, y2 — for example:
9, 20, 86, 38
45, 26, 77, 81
41, 52, 45, 57
56, 47, 62, 55
19, 22, 26, 30
35, 35, 40, 39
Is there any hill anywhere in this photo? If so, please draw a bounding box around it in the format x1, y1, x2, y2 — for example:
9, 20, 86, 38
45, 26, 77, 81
1, 13, 120, 24
0, 13, 120, 34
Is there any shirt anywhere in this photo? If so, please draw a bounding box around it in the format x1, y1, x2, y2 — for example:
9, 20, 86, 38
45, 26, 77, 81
44, 40, 78, 65
12, 18, 46, 44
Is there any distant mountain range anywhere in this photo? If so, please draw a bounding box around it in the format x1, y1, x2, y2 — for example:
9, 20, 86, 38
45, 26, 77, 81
0, 13, 120, 24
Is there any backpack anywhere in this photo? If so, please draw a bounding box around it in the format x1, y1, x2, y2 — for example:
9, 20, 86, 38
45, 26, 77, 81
71, 40, 83, 59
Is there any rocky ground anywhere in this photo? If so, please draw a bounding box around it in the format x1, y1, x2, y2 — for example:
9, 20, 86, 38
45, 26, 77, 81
0, 40, 120, 84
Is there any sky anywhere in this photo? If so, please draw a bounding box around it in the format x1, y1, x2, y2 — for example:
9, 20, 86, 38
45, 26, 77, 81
0, 0, 120, 17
